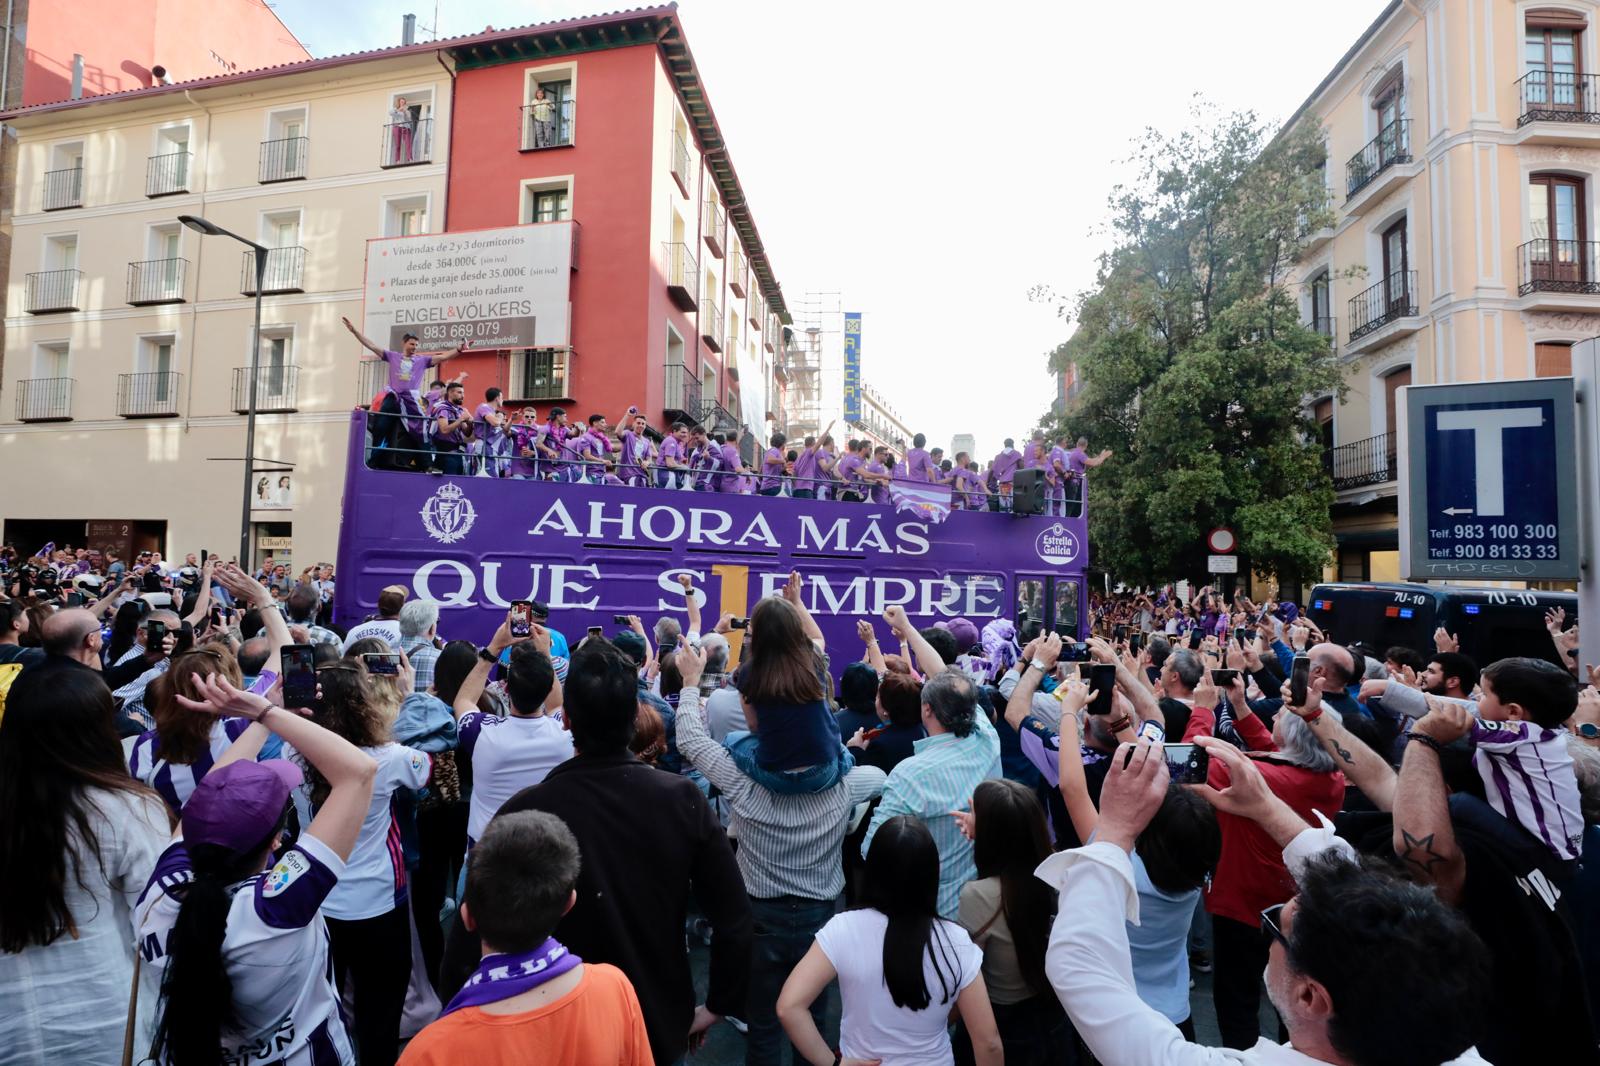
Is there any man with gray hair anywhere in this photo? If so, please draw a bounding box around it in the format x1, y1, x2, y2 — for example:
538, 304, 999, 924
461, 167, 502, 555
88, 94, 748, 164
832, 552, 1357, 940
1158, 647, 1206, 737
399, 598, 442, 692
862, 607, 1001, 919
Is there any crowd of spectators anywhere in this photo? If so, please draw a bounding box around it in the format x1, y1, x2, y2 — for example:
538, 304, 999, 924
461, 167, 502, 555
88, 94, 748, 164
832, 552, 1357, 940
2, 546, 1598, 1066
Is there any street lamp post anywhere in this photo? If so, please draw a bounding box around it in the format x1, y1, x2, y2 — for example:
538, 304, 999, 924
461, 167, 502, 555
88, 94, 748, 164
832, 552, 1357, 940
179, 214, 267, 568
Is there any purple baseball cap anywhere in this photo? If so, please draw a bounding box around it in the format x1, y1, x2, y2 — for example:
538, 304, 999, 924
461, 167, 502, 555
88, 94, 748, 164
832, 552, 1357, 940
937, 618, 982, 652
181, 759, 302, 856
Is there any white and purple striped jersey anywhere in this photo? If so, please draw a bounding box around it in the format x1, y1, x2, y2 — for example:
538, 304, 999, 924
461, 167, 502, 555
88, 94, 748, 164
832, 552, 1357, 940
1470, 718, 1584, 863
130, 719, 256, 817
287, 743, 431, 921
136, 833, 357, 1065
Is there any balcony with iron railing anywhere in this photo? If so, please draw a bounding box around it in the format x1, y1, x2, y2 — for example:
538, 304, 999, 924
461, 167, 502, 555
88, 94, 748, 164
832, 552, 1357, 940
43, 166, 83, 210
670, 129, 691, 196
15, 378, 74, 422
118, 372, 182, 418
382, 117, 434, 167
1344, 119, 1412, 204
521, 98, 574, 150
146, 151, 191, 196
1347, 270, 1419, 350
703, 198, 727, 258
1516, 239, 1600, 305
663, 362, 703, 424
259, 136, 308, 183
240, 247, 306, 296
232, 365, 300, 413
701, 297, 723, 352
25, 269, 82, 313
127, 258, 188, 305
1517, 70, 1600, 129
663, 241, 698, 310
1330, 431, 1396, 490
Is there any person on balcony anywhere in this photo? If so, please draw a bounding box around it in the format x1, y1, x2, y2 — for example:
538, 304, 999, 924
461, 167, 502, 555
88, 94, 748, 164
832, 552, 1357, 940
530, 86, 559, 148
390, 97, 416, 164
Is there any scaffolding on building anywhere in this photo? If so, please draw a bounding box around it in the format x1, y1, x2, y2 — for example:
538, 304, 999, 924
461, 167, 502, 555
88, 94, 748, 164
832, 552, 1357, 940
781, 291, 838, 441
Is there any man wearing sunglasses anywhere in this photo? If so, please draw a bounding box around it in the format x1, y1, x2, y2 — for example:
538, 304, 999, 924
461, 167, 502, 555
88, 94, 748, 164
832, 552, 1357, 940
1037, 736, 1492, 1065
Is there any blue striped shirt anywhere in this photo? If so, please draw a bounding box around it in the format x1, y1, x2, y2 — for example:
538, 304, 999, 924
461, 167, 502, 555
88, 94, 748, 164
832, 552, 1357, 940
862, 710, 1001, 919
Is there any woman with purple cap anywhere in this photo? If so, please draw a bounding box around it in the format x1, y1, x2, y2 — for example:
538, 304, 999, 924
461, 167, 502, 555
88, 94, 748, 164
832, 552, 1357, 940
136, 670, 379, 1066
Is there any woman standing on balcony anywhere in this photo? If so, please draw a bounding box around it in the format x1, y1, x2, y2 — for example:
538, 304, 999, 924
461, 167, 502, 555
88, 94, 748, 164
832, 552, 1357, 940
390, 97, 415, 164
530, 86, 558, 148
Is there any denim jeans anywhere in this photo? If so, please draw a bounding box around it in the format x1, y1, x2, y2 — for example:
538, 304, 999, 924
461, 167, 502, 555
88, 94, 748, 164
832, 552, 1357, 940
436, 449, 466, 475
747, 895, 835, 1066
724, 731, 852, 794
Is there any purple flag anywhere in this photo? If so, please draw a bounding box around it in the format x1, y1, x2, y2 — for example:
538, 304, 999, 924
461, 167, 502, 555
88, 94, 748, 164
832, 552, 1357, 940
889, 481, 952, 524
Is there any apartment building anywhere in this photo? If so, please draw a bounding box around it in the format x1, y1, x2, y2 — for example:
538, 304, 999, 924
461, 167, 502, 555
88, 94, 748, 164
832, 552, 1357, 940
435, 8, 791, 454
1, 46, 452, 567
851, 382, 914, 454
1290, 0, 1593, 584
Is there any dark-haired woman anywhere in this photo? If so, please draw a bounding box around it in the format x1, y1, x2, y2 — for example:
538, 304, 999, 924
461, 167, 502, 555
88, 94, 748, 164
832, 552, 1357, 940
293, 660, 432, 1066
954, 778, 1075, 1065
137, 670, 376, 1066
778, 815, 1002, 1065
728, 581, 851, 794
0, 661, 172, 1065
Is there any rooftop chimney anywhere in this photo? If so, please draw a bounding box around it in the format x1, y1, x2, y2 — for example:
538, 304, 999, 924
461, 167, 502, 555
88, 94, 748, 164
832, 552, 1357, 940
152, 64, 169, 86
402, 14, 416, 45
70, 54, 84, 99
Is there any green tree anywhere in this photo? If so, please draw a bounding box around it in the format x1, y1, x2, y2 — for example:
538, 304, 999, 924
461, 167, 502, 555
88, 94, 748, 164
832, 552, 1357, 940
1042, 104, 1345, 585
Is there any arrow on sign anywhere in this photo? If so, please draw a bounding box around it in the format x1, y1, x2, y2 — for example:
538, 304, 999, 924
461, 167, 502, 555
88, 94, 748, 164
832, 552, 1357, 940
1441, 507, 1475, 516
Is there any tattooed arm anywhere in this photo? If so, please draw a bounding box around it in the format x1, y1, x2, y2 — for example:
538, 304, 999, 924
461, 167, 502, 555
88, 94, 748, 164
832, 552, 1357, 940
1281, 679, 1397, 812
1392, 700, 1471, 907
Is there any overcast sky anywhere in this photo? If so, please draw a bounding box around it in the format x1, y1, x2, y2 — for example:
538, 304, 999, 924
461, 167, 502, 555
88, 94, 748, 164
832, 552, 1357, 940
273, 0, 1392, 456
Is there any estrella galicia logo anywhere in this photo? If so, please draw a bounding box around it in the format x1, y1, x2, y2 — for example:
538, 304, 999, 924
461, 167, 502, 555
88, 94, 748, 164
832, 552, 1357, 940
1034, 523, 1080, 566
421, 482, 477, 544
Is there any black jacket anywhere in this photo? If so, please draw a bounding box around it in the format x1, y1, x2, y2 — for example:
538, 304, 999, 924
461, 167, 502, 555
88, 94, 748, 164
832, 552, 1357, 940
447, 751, 751, 1065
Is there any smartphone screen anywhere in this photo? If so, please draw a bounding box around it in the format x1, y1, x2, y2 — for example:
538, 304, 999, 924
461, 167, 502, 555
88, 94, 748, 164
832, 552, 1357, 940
282, 644, 317, 707
1236, 627, 1250, 648
510, 600, 533, 638
587, 625, 604, 637
1129, 632, 1144, 656
1165, 743, 1210, 785
1211, 668, 1239, 687
1187, 629, 1203, 649
363, 652, 401, 676
1087, 663, 1117, 716
730, 617, 749, 630
146, 620, 167, 645
1289, 654, 1311, 707
1062, 641, 1091, 663
1113, 624, 1128, 643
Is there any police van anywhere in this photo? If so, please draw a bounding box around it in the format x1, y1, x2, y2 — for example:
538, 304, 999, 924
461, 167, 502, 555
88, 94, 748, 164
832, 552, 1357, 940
1305, 583, 1577, 669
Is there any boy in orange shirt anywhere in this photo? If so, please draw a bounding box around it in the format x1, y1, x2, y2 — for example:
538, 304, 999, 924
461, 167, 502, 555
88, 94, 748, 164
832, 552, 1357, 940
399, 811, 652, 1066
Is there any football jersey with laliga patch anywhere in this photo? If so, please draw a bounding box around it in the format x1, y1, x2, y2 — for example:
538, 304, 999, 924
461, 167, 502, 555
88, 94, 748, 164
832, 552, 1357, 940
137, 834, 357, 1065
287, 743, 431, 921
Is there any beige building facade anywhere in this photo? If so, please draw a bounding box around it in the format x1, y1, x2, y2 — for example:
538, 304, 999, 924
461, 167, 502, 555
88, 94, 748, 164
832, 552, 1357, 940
1291, 0, 1593, 586
2, 51, 451, 569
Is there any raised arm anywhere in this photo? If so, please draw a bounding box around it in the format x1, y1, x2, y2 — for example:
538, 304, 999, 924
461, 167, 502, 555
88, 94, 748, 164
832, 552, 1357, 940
429, 338, 474, 365
1283, 679, 1396, 811
677, 573, 703, 638
1005, 635, 1054, 732
782, 571, 824, 648
452, 614, 529, 719
176, 673, 378, 861
341, 315, 385, 357
1085, 449, 1113, 467
1391, 698, 1470, 907
1054, 679, 1099, 844
857, 619, 887, 675
884, 604, 944, 677
215, 562, 289, 676
180, 558, 216, 629
1090, 636, 1159, 726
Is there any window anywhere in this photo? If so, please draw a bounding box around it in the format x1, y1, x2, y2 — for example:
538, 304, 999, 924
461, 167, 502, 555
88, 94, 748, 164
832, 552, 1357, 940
1536, 341, 1574, 377
1309, 270, 1333, 336
521, 179, 571, 224
386, 90, 434, 165
384, 195, 430, 237
137, 334, 178, 407
1314, 397, 1334, 454
45, 141, 83, 209
141, 224, 184, 302
667, 325, 685, 367
1382, 366, 1411, 435
1527, 173, 1586, 283
1371, 69, 1406, 168
702, 363, 718, 405
263, 107, 307, 181
151, 126, 190, 193
44, 234, 78, 272
509, 348, 570, 400
259, 331, 293, 398
34, 341, 69, 379
1527, 10, 1585, 109
263, 211, 301, 249
523, 77, 574, 149
1382, 218, 1409, 309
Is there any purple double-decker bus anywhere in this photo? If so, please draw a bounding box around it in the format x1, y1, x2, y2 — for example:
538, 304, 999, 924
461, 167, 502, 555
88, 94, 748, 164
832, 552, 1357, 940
334, 412, 1088, 674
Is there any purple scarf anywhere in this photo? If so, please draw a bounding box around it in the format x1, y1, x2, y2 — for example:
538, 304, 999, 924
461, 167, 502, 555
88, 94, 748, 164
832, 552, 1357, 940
441, 939, 582, 1016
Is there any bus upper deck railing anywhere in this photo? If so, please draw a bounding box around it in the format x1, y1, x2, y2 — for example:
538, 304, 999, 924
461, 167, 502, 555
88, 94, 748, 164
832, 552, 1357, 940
351, 408, 1089, 518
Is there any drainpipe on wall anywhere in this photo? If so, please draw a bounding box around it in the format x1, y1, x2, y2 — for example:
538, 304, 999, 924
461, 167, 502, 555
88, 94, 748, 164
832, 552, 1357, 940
0, 0, 16, 111
434, 48, 454, 231
182, 89, 214, 438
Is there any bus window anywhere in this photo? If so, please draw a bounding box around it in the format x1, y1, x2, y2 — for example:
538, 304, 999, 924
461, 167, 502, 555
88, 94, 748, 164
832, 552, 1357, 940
1017, 577, 1047, 639
1054, 579, 1080, 637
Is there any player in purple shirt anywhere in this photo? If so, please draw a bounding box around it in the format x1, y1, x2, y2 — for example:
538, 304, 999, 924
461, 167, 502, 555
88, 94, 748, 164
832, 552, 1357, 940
835, 440, 870, 501
474, 387, 507, 477
1064, 434, 1112, 517
953, 453, 986, 510
1045, 437, 1070, 516
505, 406, 542, 479
343, 317, 472, 470
991, 438, 1022, 512
717, 427, 750, 493
863, 446, 894, 504
571, 413, 618, 483
758, 432, 788, 496
814, 435, 839, 500
902, 433, 937, 483
657, 422, 691, 488
429, 380, 475, 475
1021, 429, 1047, 472
616, 406, 656, 487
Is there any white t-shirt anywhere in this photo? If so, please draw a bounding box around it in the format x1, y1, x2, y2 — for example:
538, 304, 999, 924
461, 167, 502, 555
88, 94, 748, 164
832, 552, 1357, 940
137, 833, 357, 1065
815, 909, 984, 1066
340, 619, 402, 653
290, 743, 430, 920
459, 711, 574, 844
